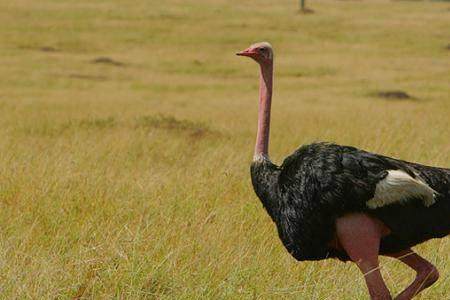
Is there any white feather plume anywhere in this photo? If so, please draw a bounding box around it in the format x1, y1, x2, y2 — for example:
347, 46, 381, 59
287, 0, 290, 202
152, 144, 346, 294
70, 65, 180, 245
367, 170, 437, 209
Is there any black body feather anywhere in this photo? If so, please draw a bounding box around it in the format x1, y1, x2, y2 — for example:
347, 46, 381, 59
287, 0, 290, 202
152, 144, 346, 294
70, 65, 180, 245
250, 143, 450, 261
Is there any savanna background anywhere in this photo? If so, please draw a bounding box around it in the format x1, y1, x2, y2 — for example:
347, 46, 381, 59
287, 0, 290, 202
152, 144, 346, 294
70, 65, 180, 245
0, 0, 449, 299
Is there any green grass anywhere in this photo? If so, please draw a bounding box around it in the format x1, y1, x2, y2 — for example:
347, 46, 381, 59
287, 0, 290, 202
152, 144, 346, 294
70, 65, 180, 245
0, 0, 449, 299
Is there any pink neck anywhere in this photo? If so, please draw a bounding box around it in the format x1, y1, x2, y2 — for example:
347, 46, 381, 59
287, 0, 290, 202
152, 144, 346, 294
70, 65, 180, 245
254, 61, 273, 160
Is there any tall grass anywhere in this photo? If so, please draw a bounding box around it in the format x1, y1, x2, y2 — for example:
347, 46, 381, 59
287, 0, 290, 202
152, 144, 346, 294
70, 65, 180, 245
0, 0, 449, 298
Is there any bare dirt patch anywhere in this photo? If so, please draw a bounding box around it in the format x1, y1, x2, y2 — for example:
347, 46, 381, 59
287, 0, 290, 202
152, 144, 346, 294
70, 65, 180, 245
69, 74, 108, 81
90, 57, 125, 67
373, 90, 415, 100
39, 46, 61, 52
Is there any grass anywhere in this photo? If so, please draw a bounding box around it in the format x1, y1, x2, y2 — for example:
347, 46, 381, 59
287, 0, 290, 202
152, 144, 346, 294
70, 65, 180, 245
0, 0, 449, 299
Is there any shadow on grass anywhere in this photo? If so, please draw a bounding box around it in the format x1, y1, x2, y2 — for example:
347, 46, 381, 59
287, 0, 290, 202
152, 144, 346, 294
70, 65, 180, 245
20, 117, 117, 137
135, 114, 219, 140
20, 115, 222, 140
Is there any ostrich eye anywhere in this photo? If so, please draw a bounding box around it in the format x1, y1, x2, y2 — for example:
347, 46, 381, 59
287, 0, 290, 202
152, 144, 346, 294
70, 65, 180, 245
259, 48, 266, 52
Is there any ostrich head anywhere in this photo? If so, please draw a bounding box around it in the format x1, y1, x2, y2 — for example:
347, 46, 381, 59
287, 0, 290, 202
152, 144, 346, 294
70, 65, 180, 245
236, 42, 273, 64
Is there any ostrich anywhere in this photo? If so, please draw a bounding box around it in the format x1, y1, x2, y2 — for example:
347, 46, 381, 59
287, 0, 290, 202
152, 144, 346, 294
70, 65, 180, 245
236, 42, 450, 300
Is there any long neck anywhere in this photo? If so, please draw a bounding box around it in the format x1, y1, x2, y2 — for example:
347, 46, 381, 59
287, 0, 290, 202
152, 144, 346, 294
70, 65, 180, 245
254, 61, 273, 160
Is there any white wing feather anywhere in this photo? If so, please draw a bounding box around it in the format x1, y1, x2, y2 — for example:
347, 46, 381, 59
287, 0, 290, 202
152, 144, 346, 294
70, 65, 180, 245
366, 170, 437, 209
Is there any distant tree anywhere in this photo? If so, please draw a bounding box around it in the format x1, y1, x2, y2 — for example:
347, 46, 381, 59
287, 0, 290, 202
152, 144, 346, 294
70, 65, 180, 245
299, 0, 314, 14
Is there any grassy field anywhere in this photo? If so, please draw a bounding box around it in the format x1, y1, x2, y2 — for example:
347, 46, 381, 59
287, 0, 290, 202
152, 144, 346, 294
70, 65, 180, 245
0, 0, 449, 299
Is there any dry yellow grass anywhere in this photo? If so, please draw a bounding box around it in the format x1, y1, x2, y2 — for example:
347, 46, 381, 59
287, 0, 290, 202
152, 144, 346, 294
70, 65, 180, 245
0, 0, 449, 299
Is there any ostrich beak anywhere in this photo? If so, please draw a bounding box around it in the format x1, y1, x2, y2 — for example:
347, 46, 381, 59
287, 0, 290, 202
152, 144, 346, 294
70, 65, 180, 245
236, 47, 257, 57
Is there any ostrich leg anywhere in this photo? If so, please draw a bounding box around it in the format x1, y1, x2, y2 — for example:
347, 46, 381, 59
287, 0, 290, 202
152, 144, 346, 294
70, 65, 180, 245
336, 213, 392, 300
386, 249, 439, 300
